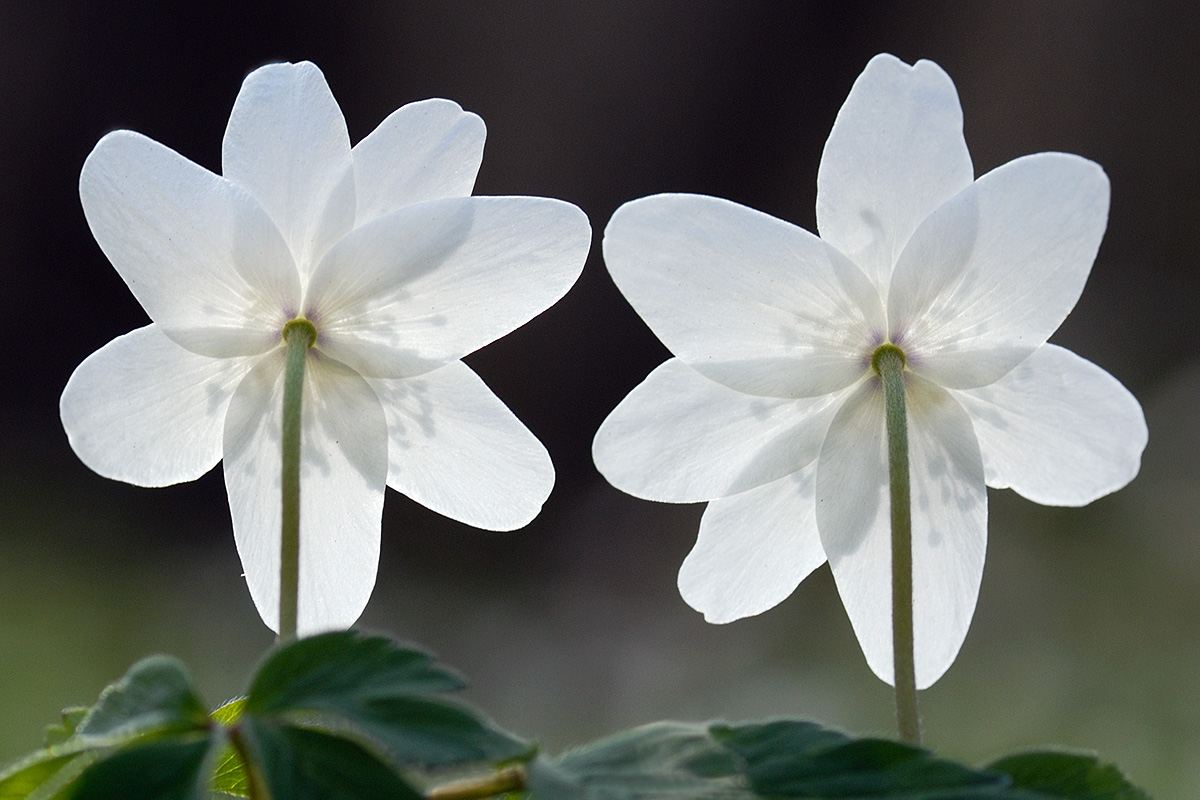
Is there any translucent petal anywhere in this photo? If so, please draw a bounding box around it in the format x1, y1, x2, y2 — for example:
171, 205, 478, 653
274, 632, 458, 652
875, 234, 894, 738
817, 54, 973, 298
60, 324, 251, 487
888, 153, 1110, 389
603, 193, 884, 398
222, 61, 355, 280
953, 344, 1146, 505
306, 195, 590, 378
816, 376, 986, 689
679, 466, 826, 623
80, 131, 300, 357
223, 351, 388, 635
352, 98, 486, 226
593, 358, 842, 503
370, 361, 553, 531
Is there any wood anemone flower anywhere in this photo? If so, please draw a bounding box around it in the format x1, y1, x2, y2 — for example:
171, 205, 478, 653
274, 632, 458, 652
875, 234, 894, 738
62, 62, 591, 635
593, 53, 1146, 688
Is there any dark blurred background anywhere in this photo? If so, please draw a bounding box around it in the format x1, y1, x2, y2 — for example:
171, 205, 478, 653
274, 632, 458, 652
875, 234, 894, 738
2, 1, 1198, 796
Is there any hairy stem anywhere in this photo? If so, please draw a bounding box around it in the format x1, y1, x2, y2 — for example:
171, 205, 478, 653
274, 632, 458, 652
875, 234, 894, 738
279, 320, 315, 642
874, 344, 921, 745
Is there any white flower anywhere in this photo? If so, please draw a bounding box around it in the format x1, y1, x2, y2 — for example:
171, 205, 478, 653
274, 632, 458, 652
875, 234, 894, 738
593, 54, 1146, 688
61, 62, 590, 635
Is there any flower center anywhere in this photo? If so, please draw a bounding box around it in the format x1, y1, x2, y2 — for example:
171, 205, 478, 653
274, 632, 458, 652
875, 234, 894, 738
871, 342, 906, 377
282, 317, 318, 350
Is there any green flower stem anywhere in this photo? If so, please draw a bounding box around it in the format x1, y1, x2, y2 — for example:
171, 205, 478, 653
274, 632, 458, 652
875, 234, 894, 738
426, 766, 526, 800
873, 344, 921, 745
279, 319, 316, 642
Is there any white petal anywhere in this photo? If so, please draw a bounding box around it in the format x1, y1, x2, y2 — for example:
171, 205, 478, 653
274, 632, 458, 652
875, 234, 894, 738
816, 376, 986, 689
222, 61, 355, 279
353, 98, 486, 226
60, 324, 250, 487
223, 351, 388, 635
371, 361, 552, 531
603, 193, 884, 398
80, 131, 300, 357
679, 467, 826, 623
817, 54, 974, 298
888, 153, 1110, 389
953, 344, 1146, 505
306, 196, 590, 378
593, 358, 841, 503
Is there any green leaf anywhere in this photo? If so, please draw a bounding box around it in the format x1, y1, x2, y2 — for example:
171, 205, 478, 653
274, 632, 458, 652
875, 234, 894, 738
526, 721, 748, 800
210, 744, 249, 799
245, 631, 528, 767
0, 741, 101, 800
43, 709, 89, 748
336, 695, 530, 768
211, 698, 247, 726
76, 656, 209, 740
988, 752, 1151, 800
69, 735, 216, 800
713, 720, 1007, 797
0, 658, 213, 800
210, 699, 250, 796
527, 720, 1159, 800
238, 717, 425, 800
246, 631, 464, 714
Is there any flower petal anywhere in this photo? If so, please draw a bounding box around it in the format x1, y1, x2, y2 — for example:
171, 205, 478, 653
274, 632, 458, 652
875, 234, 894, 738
223, 352, 388, 635
603, 193, 884, 399
306, 195, 591, 378
370, 360, 552, 531
80, 131, 300, 357
953, 344, 1146, 505
679, 466, 826, 623
816, 54, 973, 298
60, 324, 250, 487
593, 358, 841, 503
222, 61, 355, 279
816, 376, 986, 689
352, 98, 486, 226
888, 152, 1110, 389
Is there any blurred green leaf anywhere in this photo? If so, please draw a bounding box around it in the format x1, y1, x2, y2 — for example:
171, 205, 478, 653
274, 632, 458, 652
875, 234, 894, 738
2, 660, 209, 800
75, 656, 209, 740
0, 658, 212, 800
333, 695, 530, 768
5, 635, 1157, 800
713, 720, 1005, 797
525, 721, 1156, 800
989, 751, 1151, 799
526, 721, 747, 800
245, 631, 528, 767
246, 631, 464, 714
42, 708, 89, 748
69, 735, 216, 800
0, 740, 101, 800
238, 717, 425, 800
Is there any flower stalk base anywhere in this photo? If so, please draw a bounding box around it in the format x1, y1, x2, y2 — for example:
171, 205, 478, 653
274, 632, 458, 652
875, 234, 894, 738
874, 343, 921, 745
279, 319, 316, 641
427, 766, 526, 800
